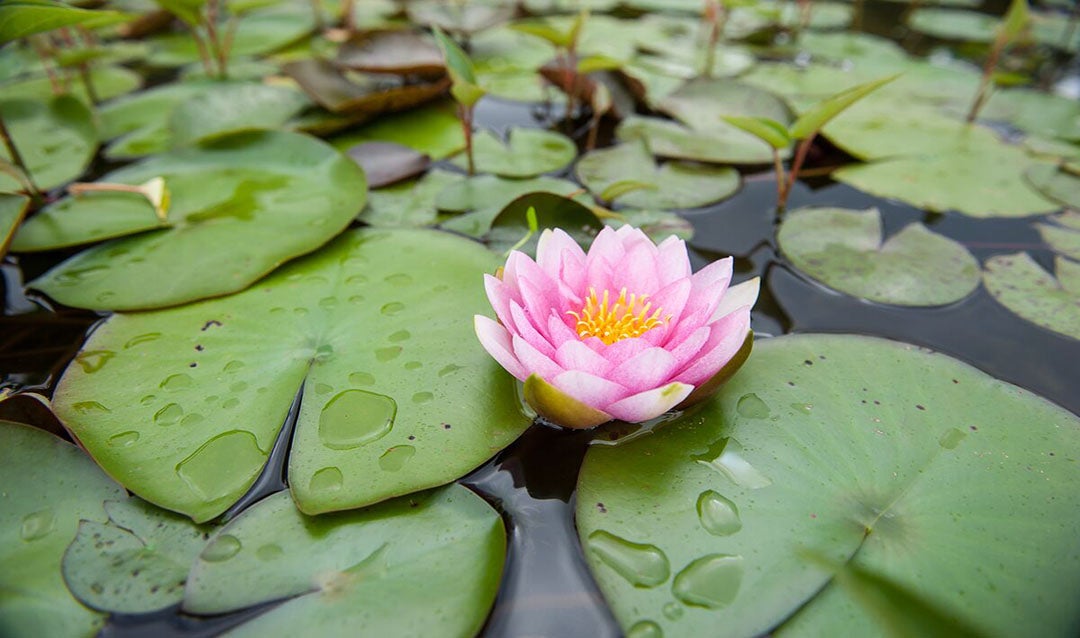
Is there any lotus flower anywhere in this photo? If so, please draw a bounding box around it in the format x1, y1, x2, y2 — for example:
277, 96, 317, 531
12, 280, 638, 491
474, 225, 759, 429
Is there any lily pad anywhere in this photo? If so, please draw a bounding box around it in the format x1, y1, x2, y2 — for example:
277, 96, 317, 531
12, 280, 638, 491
796, 32, 909, 72
1037, 222, 1080, 261
329, 100, 465, 160
361, 168, 464, 227
983, 253, 1080, 340
577, 333, 1080, 637
15, 130, 366, 311
283, 58, 450, 116
438, 174, 587, 237
184, 485, 505, 636
907, 8, 998, 43
0, 0, 131, 44
486, 191, 603, 255
575, 141, 740, 210
660, 78, 792, 135
0, 421, 125, 638
336, 29, 445, 77
1026, 164, 1080, 209
407, 0, 513, 35
451, 127, 577, 178
169, 82, 310, 147
52, 228, 532, 521
0, 193, 29, 258
99, 80, 220, 142
62, 497, 214, 614
147, 4, 316, 67
983, 88, 1080, 142
778, 207, 980, 306
0, 96, 96, 192
0, 64, 142, 104
617, 116, 789, 165
834, 144, 1059, 217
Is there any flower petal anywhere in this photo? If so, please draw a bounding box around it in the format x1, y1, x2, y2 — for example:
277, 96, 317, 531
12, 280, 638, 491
599, 336, 651, 367
674, 306, 751, 386
680, 257, 734, 328
555, 339, 614, 376
548, 311, 580, 347
513, 334, 564, 380
474, 315, 526, 380
605, 382, 694, 422
607, 347, 679, 393
551, 369, 629, 409
484, 274, 516, 327
668, 325, 711, 367
524, 373, 613, 429
510, 300, 555, 358
537, 228, 586, 292
656, 236, 691, 285
711, 277, 760, 322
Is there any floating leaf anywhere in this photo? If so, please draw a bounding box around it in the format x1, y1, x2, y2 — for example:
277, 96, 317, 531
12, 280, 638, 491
361, 168, 464, 227
437, 174, 586, 238
184, 485, 505, 636
0, 64, 142, 104
617, 116, 788, 165
577, 333, 1080, 637
451, 127, 576, 178
347, 142, 431, 189
0, 421, 125, 637
408, 0, 513, 35
0, 96, 96, 192
983, 88, 1080, 142
907, 8, 999, 43
789, 74, 899, 140
169, 82, 310, 147
660, 78, 792, 135
0, 193, 29, 258
52, 228, 532, 521
283, 58, 450, 115
146, 4, 316, 67
1037, 222, 1080, 261
778, 207, 980, 306
575, 141, 739, 210
15, 131, 366, 311
336, 30, 445, 77
329, 100, 465, 161
834, 144, 1058, 217
0, 0, 131, 44
983, 253, 1080, 340
62, 497, 214, 614
795, 32, 909, 72
486, 191, 602, 255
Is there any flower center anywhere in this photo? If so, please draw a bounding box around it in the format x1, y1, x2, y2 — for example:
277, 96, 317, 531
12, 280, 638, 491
568, 287, 667, 345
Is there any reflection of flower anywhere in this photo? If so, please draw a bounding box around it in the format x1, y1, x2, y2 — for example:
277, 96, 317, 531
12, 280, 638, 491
475, 226, 758, 429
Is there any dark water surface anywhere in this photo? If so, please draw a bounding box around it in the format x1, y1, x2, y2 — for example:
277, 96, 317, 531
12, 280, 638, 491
2, 2, 1079, 636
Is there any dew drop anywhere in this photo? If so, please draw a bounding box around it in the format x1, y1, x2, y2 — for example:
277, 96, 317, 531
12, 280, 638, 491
672, 554, 744, 609
154, 403, 183, 426
108, 431, 140, 448
318, 390, 397, 450
385, 273, 413, 285
96, 291, 116, 303
314, 383, 333, 395
380, 301, 405, 316
72, 401, 110, 414
790, 402, 813, 415
224, 361, 245, 373
222, 398, 240, 409
201, 534, 242, 562
375, 346, 402, 362
180, 413, 204, 427
55, 264, 109, 286
256, 544, 284, 561
939, 427, 967, 450
346, 274, 368, 285
438, 364, 464, 377
433, 284, 449, 293
378, 445, 416, 471
140, 395, 156, 406
310, 466, 343, 492
270, 306, 286, 315
349, 372, 375, 386
124, 333, 162, 349
293, 307, 309, 316
696, 490, 742, 536
230, 381, 248, 393
404, 361, 422, 371
20, 509, 55, 541
662, 602, 683, 621
736, 393, 770, 419
160, 373, 193, 391
691, 438, 771, 489
348, 295, 364, 304
626, 620, 663, 638
176, 431, 265, 501
388, 330, 411, 342
588, 530, 669, 588
314, 343, 334, 360
319, 296, 338, 309
412, 391, 433, 404
75, 350, 114, 374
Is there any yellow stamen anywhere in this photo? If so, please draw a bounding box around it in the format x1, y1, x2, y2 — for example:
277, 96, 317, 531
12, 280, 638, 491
567, 287, 668, 345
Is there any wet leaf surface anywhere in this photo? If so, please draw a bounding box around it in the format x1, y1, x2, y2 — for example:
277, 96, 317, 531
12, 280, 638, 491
0, 96, 97, 192
983, 253, 1080, 340
451, 127, 576, 178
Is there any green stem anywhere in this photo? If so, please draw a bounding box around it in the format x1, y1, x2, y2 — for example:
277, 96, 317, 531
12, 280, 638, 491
966, 36, 1004, 123
772, 147, 787, 206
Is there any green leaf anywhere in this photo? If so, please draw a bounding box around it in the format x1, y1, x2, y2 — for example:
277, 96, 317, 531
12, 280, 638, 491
451, 127, 576, 178
0, 0, 131, 45
509, 20, 572, 49
998, 0, 1031, 43
169, 82, 310, 147
432, 27, 485, 108
983, 87, 1080, 142
15, 131, 367, 311
721, 115, 792, 150
617, 116, 789, 165
61, 497, 215, 613
486, 191, 603, 255
789, 74, 900, 140
907, 8, 999, 43
577, 334, 1080, 637
1026, 163, 1080, 209
361, 168, 465, 228
1037, 222, 1080, 261
0, 421, 125, 637
329, 100, 465, 161
778, 207, 980, 306
184, 485, 505, 636
0, 192, 30, 259
146, 4, 316, 67
0, 64, 142, 104
599, 179, 658, 203
0, 96, 97, 192
437, 174, 587, 238
983, 253, 1080, 340
154, 0, 205, 26
51, 228, 532, 521
575, 141, 740, 210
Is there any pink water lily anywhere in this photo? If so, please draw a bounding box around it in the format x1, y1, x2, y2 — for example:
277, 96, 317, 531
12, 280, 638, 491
474, 225, 759, 429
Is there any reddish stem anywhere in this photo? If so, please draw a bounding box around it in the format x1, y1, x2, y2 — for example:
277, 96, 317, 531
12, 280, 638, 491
966, 36, 1004, 123
462, 105, 475, 176
780, 134, 816, 210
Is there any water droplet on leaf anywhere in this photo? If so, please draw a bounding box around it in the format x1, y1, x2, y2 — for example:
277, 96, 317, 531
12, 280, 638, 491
588, 530, 669, 588
318, 390, 397, 450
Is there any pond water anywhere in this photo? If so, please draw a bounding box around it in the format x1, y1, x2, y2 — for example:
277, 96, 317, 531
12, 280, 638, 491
1, 0, 1079, 636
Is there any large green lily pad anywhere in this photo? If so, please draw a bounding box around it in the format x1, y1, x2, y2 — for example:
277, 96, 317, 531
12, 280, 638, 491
907, 8, 998, 43
147, 4, 316, 67
984, 88, 1080, 143
62, 497, 214, 614
778, 207, 980, 306
169, 82, 310, 147
577, 334, 1080, 637
0, 96, 96, 192
0, 421, 125, 638
361, 168, 465, 228
15, 130, 366, 311
983, 252, 1080, 340
329, 100, 465, 160
451, 127, 576, 178
834, 144, 1059, 217
0, 64, 142, 104
184, 485, 505, 636
52, 228, 532, 522
576, 141, 740, 209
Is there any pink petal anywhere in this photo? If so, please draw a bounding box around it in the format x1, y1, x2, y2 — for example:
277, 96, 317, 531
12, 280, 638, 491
509, 300, 555, 358
649, 278, 692, 326
600, 336, 651, 367
474, 315, 526, 380
548, 311, 580, 347
519, 277, 563, 332
605, 382, 694, 422
586, 227, 626, 265
656, 236, 691, 285
711, 277, 760, 322
612, 242, 660, 295
674, 306, 751, 386
536, 229, 586, 292
513, 334, 564, 380
680, 257, 734, 325
668, 325, 711, 367
554, 339, 614, 376
661, 304, 711, 348
551, 370, 629, 409
484, 274, 517, 327
607, 347, 679, 392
